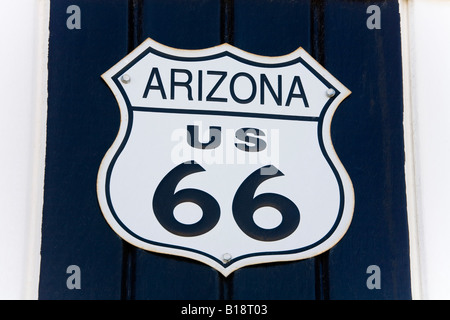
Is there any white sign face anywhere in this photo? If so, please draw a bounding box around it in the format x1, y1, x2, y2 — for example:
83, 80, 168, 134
98, 38, 354, 276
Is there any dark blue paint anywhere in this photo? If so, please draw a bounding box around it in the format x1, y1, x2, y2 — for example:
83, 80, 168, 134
142, 0, 221, 49
234, 0, 312, 56
325, 0, 411, 299
39, 0, 128, 299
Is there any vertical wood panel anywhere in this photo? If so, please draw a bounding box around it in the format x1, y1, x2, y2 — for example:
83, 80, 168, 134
323, 0, 411, 299
234, 0, 311, 56
39, 0, 129, 299
230, 0, 317, 300
142, 0, 221, 49
311, 0, 330, 300
130, 0, 223, 300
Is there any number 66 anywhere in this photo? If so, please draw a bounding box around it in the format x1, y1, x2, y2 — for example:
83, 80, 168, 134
152, 161, 300, 242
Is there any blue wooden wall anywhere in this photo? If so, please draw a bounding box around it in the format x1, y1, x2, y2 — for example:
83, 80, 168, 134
39, 0, 411, 300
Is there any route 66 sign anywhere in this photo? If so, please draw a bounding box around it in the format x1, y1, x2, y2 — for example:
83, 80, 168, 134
97, 38, 354, 276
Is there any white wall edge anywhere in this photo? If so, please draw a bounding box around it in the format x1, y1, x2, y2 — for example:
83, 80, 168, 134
24, 0, 50, 300
399, 0, 423, 300
0, 0, 49, 299
401, 0, 450, 300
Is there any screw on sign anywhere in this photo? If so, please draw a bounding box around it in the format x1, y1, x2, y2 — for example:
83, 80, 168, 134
97, 38, 354, 276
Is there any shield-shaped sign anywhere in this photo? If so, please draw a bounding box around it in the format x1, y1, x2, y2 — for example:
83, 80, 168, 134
97, 38, 354, 276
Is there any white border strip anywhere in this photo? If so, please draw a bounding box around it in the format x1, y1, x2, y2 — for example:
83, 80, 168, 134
399, 0, 422, 300
401, 0, 450, 300
26, 0, 50, 300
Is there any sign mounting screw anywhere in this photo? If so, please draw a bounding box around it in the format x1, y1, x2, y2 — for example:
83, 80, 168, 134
326, 88, 336, 97
121, 74, 131, 84
222, 253, 232, 263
